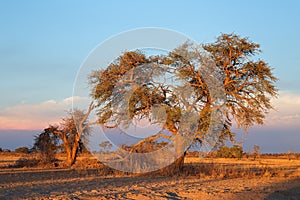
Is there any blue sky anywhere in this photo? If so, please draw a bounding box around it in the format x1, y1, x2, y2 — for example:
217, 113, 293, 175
0, 0, 300, 152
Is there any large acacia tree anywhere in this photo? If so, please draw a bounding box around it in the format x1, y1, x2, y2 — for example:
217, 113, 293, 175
89, 33, 277, 172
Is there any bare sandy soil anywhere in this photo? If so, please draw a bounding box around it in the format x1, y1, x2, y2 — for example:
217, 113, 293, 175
0, 153, 300, 200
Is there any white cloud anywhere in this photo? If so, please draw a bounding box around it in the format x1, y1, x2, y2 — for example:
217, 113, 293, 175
1, 91, 299, 130
0, 96, 90, 130
265, 91, 300, 127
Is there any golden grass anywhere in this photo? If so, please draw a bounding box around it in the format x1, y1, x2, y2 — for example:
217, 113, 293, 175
1, 152, 299, 179
183, 157, 300, 179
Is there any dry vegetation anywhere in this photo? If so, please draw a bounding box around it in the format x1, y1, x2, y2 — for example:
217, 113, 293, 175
0, 151, 300, 199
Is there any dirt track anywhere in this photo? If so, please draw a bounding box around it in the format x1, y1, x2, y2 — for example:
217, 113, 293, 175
1, 154, 300, 199
1, 168, 300, 200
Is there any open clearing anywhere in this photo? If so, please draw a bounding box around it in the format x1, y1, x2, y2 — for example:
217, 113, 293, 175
0, 153, 300, 199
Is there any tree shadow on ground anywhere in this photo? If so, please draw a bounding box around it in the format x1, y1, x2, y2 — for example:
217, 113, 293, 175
264, 185, 300, 200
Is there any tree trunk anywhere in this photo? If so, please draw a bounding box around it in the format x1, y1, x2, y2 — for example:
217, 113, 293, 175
69, 134, 80, 166
59, 133, 73, 166
59, 132, 79, 167
66, 152, 72, 166
159, 151, 186, 175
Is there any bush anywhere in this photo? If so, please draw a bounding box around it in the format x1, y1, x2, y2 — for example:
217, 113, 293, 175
14, 158, 40, 168
14, 146, 30, 154
216, 146, 231, 158
231, 145, 243, 159
216, 145, 243, 159
0, 147, 2, 152
33, 128, 59, 164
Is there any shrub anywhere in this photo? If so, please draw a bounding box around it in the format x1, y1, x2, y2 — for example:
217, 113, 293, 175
33, 129, 59, 164
14, 146, 30, 154
231, 145, 243, 159
14, 158, 40, 168
216, 145, 243, 159
216, 146, 231, 158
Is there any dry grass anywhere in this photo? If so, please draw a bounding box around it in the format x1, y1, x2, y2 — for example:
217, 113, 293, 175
1, 152, 300, 199
1, 152, 300, 179
183, 157, 300, 179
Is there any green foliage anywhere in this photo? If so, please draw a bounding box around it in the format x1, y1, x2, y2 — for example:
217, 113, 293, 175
14, 146, 30, 154
216, 145, 243, 159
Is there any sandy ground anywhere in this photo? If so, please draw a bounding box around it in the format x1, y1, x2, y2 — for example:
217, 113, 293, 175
1, 154, 300, 199
0, 169, 300, 200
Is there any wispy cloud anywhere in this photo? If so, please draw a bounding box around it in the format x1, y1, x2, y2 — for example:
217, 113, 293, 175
0, 96, 90, 130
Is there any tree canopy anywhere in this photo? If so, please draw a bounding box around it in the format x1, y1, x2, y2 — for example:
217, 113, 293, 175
88, 33, 278, 172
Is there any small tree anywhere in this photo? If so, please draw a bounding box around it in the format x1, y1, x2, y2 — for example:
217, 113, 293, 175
216, 145, 243, 159
53, 106, 93, 166
253, 145, 260, 160
231, 145, 243, 159
288, 148, 293, 160
34, 107, 93, 166
0, 147, 3, 152
33, 126, 60, 164
216, 146, 231, 158
99, 141, 113, 153
3, 149, 11, 152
